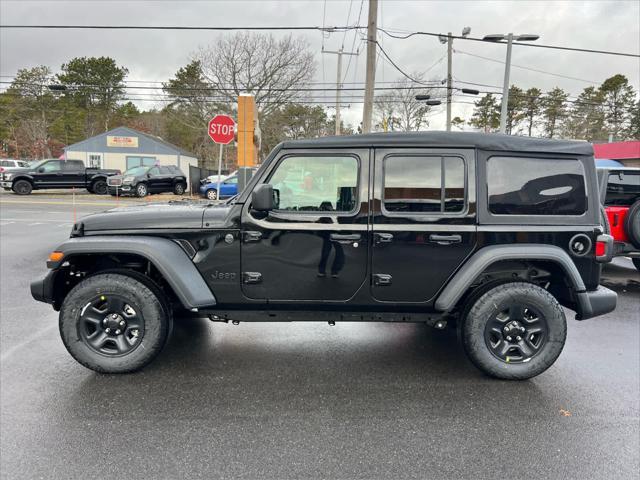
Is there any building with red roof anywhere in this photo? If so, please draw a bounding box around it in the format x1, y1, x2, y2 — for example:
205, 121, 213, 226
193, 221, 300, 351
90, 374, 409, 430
593, 141, 640, 168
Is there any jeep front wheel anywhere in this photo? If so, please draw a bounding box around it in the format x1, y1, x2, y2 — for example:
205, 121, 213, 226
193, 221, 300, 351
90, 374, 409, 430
461, 282, 566, 380
59, 273, 171, 373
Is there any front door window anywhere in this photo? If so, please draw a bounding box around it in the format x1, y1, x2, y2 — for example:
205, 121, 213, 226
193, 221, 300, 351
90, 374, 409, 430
267, 156, 358, 213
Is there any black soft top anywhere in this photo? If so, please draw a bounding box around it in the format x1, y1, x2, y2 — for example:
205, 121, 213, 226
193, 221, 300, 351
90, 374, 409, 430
282, 131, 593, 156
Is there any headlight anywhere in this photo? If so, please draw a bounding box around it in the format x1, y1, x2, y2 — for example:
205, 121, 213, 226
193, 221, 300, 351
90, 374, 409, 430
123, 176, 135, 183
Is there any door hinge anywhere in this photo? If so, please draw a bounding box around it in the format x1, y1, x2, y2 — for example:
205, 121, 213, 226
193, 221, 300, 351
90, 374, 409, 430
242, 272, 263, 284
373, 273, 392, 286
243, 231, 262, 243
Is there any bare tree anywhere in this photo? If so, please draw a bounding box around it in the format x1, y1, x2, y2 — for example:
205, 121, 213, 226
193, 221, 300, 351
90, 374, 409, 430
374, 74, 438, 132
196, 33, 315, 115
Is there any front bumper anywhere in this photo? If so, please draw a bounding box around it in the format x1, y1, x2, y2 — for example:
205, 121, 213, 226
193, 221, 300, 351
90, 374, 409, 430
107, 185, 133, 195
576, 285, 617, 320
1, 181, 13, 188
31, 270, 57, 306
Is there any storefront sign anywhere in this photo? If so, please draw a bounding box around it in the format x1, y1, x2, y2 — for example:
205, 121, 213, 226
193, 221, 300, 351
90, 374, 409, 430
107, 136, 139, 148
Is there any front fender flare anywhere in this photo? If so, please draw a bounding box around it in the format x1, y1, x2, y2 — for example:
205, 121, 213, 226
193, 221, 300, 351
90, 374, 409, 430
434, 244, 586, 312
48, 235, 216, 309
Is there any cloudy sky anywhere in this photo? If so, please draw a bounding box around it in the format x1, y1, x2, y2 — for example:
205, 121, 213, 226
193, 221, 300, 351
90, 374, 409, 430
1, 0, 639, 130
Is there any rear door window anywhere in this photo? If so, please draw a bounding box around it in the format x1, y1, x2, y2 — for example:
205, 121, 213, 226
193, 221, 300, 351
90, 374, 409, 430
487, 157, 587, 215
605, 171, 640, 206
383, 155, 465, 214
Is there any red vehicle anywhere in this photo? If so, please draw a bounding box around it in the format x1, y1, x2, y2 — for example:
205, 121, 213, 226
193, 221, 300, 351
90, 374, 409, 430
597, 167, 640, 270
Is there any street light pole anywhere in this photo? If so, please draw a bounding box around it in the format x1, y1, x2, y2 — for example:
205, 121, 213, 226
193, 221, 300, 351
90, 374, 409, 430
498, 33, 514, 134
483, 32, 539, 134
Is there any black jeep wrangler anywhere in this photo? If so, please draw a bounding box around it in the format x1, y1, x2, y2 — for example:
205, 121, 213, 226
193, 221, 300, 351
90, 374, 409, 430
31, 132, 617, 379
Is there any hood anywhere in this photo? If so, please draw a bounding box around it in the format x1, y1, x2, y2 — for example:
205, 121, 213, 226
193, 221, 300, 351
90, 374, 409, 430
2, 167, 31, 176
79, 200, 235, 232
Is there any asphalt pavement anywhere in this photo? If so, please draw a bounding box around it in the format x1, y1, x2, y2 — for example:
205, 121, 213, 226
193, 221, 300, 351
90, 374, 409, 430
1, 192, 639, 479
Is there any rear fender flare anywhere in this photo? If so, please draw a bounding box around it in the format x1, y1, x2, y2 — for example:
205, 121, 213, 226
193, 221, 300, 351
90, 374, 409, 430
434, 244, 586, 312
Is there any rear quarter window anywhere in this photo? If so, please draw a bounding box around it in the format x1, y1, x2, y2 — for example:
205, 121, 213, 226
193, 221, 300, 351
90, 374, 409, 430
487, 156, 587, 215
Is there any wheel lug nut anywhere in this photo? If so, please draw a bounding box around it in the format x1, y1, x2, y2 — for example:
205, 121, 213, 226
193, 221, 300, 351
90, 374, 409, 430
506, 336, 512, 341
112, 314, 118, 319
103, 319, 107, 324
119, 321, 125, 326
516, 336, 522, 341
115, 329, 121, 335
105, 328, 111, 333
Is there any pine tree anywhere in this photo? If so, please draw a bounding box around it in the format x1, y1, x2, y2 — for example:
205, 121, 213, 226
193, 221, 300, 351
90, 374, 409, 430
521, 87, 542, 137
541, 88, 569, 138
600, 74, 636, 140
470, 94, 500, 133
563, 87, 606, 141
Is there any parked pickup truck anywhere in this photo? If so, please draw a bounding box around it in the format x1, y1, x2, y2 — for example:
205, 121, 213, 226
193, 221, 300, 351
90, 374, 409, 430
1, 159, 120, 195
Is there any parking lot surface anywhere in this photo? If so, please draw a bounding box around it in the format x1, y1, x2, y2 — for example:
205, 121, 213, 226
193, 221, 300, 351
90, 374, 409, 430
1, 193, 639, 479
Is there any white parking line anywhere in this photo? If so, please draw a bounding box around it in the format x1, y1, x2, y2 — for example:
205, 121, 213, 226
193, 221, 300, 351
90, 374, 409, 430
0, 221, 15, 226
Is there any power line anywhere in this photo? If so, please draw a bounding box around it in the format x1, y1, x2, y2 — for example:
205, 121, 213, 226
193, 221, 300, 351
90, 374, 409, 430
4, 23, 636, 57
455, 49, 601, 84
377, 27, 640, 58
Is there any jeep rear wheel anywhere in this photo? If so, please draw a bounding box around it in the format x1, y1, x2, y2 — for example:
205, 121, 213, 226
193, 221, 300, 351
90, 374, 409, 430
59, 273, 171, 373
12, 179, 32, 195
461, 282, 566, 380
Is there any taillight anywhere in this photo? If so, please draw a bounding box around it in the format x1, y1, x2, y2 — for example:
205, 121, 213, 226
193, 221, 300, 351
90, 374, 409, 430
595, 234, 613, 263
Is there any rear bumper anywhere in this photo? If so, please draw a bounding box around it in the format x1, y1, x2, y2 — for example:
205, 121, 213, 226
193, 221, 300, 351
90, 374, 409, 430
576, 285, 617, 320
30, 270, 57, 306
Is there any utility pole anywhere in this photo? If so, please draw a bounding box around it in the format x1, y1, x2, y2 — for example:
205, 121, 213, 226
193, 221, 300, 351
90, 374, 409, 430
362, 0, 378, 134
446, 32, 453, 131
323, 47, 358, 135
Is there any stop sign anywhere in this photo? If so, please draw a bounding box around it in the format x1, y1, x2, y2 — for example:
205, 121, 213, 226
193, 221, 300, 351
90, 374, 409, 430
208, 115, 236, 144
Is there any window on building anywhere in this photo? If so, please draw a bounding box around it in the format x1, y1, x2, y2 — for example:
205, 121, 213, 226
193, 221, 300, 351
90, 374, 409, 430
87, 154, 102, 168
383, 156, 465, 214
126, 156, 156, 170
267, 155, 358, 212
487, 156, 587, 215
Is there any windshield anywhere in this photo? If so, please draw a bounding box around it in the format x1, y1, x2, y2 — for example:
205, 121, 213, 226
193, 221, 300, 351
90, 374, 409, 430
125, 166, 149, 176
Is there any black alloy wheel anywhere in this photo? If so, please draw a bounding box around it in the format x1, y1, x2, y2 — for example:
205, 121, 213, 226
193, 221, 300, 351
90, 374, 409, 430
461, 282, 566, 380
92, 179, 108, 195
484, 304, 548, 364
78, 294, 145, 356
12, 179, 32, 195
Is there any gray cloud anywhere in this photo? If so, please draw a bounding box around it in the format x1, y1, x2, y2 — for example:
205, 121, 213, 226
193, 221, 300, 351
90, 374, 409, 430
1, 0, 638, 130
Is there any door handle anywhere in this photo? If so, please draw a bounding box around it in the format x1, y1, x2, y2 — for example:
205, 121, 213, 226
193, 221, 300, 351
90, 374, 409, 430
330, 233, 361, 244
374, 233, 394, 245
373, 273, 392, 286
429, 234, 462, 245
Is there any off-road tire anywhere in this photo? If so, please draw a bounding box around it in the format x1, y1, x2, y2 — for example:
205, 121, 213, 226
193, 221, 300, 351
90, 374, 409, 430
135, 183, 148, 197
173, 182, 186, 195
91, 179, 108, 195
59, 273, 171, 373
12, 179, 32, 195
624, 200, 640, 249
461, 282, 567, 380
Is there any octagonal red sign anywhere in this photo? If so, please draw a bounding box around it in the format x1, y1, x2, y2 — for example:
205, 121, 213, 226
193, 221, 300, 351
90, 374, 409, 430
208, 115, 236, 144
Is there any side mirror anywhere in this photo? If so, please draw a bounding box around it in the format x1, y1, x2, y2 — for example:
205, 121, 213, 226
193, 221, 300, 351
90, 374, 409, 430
147, 173, 152, 178
38, 167, 45, 173
251, 184, 274, 211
